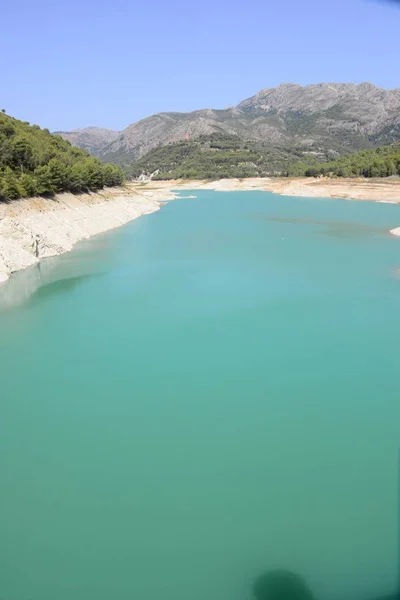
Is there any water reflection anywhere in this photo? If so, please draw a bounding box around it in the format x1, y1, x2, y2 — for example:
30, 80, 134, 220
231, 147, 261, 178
253, 571, 316, 600
30, 272, 100, 303
0, 255, 104, 310
0, 259, 59, 310
251, 570, 398, 600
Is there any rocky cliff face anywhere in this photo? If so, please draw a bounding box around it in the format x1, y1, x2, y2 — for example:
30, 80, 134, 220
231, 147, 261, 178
238, 83, 400, 141
60, 83, 400, 163
239, 83, 399, 117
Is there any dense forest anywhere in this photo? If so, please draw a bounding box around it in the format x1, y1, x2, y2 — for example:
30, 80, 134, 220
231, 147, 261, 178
0, 111, 124, 201
126, 134, 329, 180
302, 144, 400, 178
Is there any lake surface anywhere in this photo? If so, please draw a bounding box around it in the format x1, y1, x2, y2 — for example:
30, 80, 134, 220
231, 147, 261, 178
1, 190, 400, 600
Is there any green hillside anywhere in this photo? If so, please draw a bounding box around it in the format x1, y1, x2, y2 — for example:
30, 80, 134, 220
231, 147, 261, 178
304, 144, 400, 178
0, 111, 124, 201
125, 134, 331, 180
127, 134, 400, 181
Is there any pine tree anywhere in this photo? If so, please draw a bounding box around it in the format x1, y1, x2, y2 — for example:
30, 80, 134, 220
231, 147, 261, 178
34, 165, 55, 195
0, 167, 21, 200
19, 173, 38, 197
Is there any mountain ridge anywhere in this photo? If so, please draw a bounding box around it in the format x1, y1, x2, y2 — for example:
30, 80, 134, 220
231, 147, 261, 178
57, 83, 400, 165
55, 126, 120, 154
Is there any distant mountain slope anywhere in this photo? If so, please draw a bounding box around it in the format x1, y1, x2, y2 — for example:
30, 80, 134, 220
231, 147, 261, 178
56, 127, 120, 154
60, 83, 400, 167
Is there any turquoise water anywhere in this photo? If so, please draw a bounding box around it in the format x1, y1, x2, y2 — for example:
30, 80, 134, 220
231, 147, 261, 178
1, 190, 400, 600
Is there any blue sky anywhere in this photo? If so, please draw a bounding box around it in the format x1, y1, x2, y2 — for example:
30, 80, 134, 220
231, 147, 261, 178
2, 0, 399, 131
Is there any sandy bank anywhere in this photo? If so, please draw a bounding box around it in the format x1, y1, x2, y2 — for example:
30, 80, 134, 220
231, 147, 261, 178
266, 177, 400, 203
143, 176, 400, 202
0, 185, 176, 284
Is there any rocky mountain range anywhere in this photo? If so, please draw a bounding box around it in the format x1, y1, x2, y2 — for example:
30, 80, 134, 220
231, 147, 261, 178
57, 83, 400, 165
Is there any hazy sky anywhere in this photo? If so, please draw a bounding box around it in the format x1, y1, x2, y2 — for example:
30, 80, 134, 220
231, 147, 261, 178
2, 0, 399, 131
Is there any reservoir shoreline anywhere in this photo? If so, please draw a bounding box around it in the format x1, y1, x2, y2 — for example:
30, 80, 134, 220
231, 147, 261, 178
1, 176, 400, 284
0, 185, 177, 284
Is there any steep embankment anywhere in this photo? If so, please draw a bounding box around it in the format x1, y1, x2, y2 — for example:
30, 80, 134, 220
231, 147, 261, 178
0, 186, 175, 283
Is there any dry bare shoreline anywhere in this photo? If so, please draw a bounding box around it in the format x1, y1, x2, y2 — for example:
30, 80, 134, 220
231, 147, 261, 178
0, 184, 176, 285
148, 175, 400, 202
1, 176, 400, 285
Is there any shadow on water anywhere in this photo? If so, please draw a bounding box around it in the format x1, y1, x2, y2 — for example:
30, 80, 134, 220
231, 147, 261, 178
29, 272, 101, 303
252, 571, 317, 600
0, 258, 104, 311
251, 570, 398, 600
